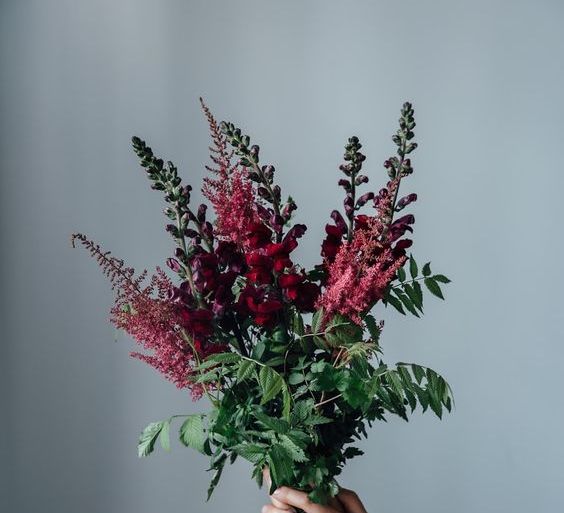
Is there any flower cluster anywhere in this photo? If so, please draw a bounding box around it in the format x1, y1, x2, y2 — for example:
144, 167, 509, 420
73, 101, 452, 506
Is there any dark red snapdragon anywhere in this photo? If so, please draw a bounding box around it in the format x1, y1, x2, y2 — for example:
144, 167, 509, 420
279, 272, 320, 312
237, 285, 283, 328
321, 211, 347, 263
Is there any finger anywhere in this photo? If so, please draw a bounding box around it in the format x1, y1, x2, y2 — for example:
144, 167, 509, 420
270, 494, 294, 511
262, 505, 295, 513
263, 467, 271, 487
336, 488, 367, 513
272, 487, 338, 513
262, 468, 294, 510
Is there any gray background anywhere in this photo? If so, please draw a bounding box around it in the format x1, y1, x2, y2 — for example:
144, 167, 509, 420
1, 1, 563, 512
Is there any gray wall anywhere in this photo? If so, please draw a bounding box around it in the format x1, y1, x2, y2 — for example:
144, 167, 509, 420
2, 1, 563, 512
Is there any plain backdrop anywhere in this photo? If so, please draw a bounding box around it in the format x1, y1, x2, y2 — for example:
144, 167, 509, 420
1, 1, 563, 512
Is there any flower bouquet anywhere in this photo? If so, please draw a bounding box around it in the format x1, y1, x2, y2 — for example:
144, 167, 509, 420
72, 100, 452, 506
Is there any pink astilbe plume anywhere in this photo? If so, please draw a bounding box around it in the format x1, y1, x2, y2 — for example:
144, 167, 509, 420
71, 234, 203, 398
200, 98, 260, 246
318, 215, 407, 324
111, 269, 203, 397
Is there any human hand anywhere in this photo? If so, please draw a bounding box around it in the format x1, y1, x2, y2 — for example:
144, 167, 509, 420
262, 469, 367, 513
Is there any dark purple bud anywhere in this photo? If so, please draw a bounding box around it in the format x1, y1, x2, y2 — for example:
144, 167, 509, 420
248, 171, 261, 182
256, 204, 272, 221
396, 193, 418, 211
165, 224, 176, 234
263, 165, 275, 180
338, 178, 351, 190
395, 239, 413, 250
282, 200, 297, 218
355, 175, 369, 185
284, 224, 307, 242
250, 145, 259, 158
166, 258, 182, 272
197, 204, 207, 222
203, 221, 214, 239
356, 192, 375, 208
394, 214, 415, 226
270, 214, 284, 232
344, 194, 354, 216
257, 186, 270, 199
330, 210, 347, 232
184, 228, 199, 238
181, 185, 192, 200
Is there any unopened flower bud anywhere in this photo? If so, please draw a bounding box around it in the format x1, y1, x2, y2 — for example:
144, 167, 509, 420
197, 204, 207, 222
166, 258, 182, 272
396, 193, 418, 211
356, 192, 375, 207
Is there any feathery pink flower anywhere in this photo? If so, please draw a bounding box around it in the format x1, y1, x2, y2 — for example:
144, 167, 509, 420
201, 99, 260, 247
110, 270, 201, 396
318, 216, 407, 323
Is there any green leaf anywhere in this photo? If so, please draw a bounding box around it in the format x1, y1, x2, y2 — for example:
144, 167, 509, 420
179, 414, 207, 454
138, 421, 164, 458
207, 453, 227, 501
385, 291, 405, 314
264, 356, 286, 367
312, 308, 324, 334
364, 314, 381, 344
396, 290, 420, 317
404, 387, 417, 412
259, 366, 284, 404
433, 274, 451, 284
232, 443, 267, 464
268, 444, 295, 488
386, 371, 405, 398
292, 312, 305, 337
236, 360, 256, 382
252, 339, 266, 360
413, 281, 423, 308
404, 283, 423, 312
282, 384, 292, 421
411, 364, 425, 384
424, 278, 444, 299
279, 434, 307, 462
409, 255, 418, 279
253, 410, 290, 434
397, 266, 406, 282
199, 352, 240, 368
195, 369, 220, 383
288, 372, 305, 385
291, 399, 315, 424
160, 418, 171, 452
397, 365, 414, 390
422, 262, 432, 277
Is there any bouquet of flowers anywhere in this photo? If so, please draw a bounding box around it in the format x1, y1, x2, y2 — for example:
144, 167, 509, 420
72, 100, 452, 506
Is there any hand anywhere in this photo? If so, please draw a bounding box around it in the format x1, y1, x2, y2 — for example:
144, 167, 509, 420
262, 486, 368, 513
262, 468, 367, 513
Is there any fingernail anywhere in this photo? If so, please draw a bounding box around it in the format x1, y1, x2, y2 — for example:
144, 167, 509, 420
272, 489, 282, 497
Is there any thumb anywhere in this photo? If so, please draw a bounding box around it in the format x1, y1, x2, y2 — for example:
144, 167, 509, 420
336, 489, 367, 513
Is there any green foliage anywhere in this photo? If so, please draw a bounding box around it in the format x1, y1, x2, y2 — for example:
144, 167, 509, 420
179, 415, 208, 455
138, 421, 166, 458
385, 255, 451, 316
132, 104, 453, 507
